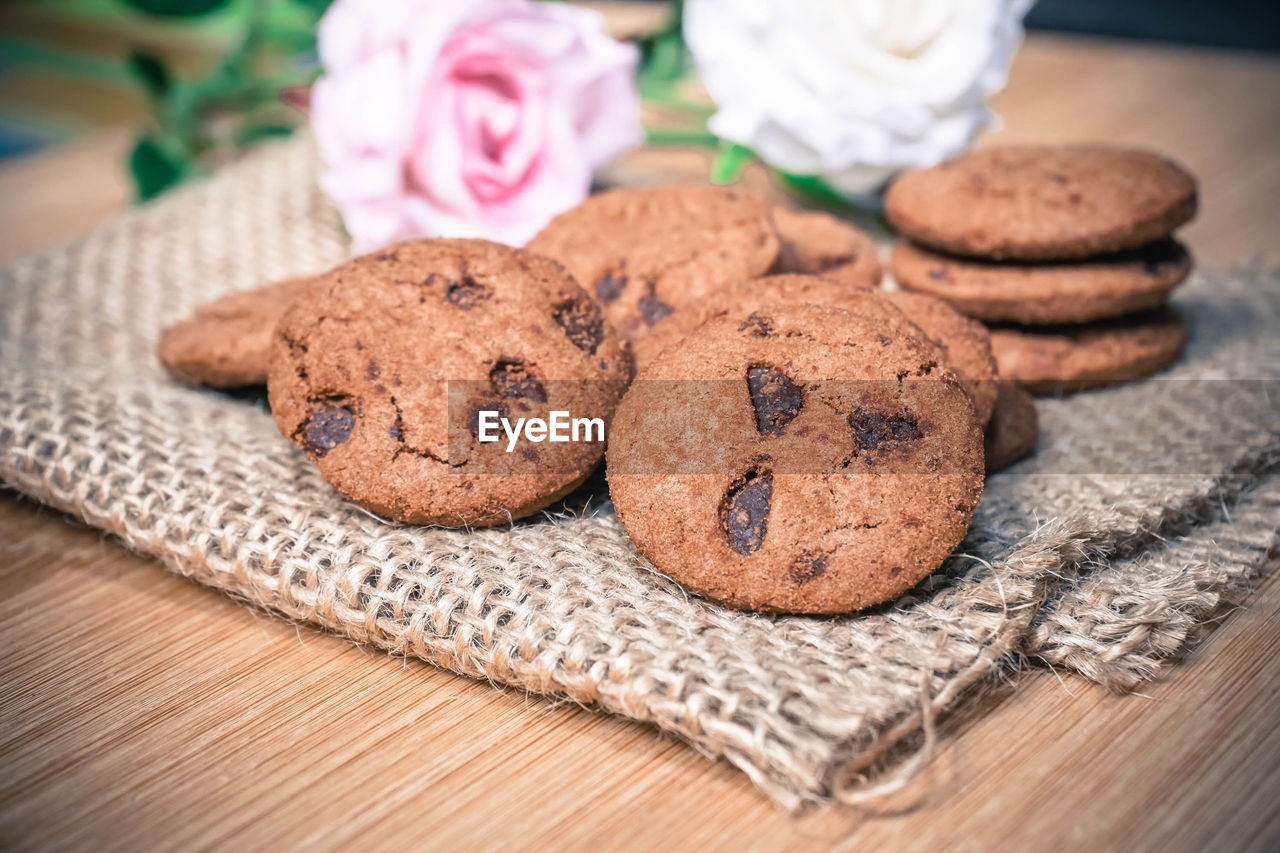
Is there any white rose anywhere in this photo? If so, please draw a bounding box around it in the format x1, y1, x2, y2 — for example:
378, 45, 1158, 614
684, 0, 1032, 194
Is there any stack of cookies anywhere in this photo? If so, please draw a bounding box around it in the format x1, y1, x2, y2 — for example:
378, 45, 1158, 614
154, 184, 1051, 615
886, 145, 1198, 394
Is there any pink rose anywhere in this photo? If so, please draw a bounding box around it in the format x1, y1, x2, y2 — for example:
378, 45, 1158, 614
312, 0, 642, 252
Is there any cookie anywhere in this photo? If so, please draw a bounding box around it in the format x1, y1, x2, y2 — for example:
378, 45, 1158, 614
984, 382, 1038, 473
158, 275, 315, 387
633, 275, 998, 423
891, 239, 1192, 325
607, 302, 985, 614
633, 274, 894, 371
770, 207, 882, 289
268, 238, 630, 527
880, 289, 999, 424
885, 145, 1198, 260
989, 307, 1188, 395
527, 185, 779, 341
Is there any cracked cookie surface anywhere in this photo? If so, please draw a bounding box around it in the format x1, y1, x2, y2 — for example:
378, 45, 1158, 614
634, 275, 997, 424
633, 274, 903, 372
527, 184, 779, 343
267, 238, 629, 526
607, 302, 984, 614
880, 289, 999, 424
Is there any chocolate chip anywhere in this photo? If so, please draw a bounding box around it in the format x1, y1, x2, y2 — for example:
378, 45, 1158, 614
927, 268, 949, 281
489, 360, 546, 402
302, 402, 355, 457
849, 410, 922, 451
747, 366, 803, 435
637, 282, 673, 326
1049, 172, 1070, 185
468, 400, 510, 437
366, 359, 380, 380
738, 312, 773, 337
595, 271, 626, 303
553, 296, 605, 354
445, 276, 490, 309
788, 553, 827, 585
720, 469, 773, 555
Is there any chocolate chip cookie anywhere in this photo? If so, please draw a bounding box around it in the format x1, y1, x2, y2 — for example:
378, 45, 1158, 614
891, 239, 1192, 325
770, 207, 882, 289
527, 185, 779, 341
634, 275, 998, 423
268, 238, 630, 526
633, 274, 894, 371
608, 302, 985, 613
158, 275, 315, 387
885, 145, 1198, 260
989, 307, 1188, 395
984, 382, 1038, 473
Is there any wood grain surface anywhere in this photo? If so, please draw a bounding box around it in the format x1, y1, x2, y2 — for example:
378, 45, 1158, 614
1, 32, 1279, 851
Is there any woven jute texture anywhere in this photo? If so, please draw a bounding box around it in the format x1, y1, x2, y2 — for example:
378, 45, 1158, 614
1027, 475, 1280, 691
1, 137, 1278, 809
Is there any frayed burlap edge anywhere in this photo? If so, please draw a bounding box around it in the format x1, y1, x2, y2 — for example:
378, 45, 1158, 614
830, 447, 1280, 805
1026, 475, 1280, 691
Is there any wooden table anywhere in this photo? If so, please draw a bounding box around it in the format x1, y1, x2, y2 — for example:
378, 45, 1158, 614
2, 33, 1279, 851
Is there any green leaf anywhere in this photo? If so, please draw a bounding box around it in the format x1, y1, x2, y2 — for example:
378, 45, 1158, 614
289, 0, 333, 18
127, 52, 171, 102
710, 143, 754, 185
639, 31, 686, 85
636, 0, 687, 96
119, 0, 233, 17
129, 138, 187, 200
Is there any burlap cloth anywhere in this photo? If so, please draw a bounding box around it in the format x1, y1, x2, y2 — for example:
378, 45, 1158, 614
1, 138, 1277, 810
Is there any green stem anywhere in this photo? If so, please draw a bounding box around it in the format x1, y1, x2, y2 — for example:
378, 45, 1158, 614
710, 143, 754, 184
644, 127, 719, 147
639, 87, 715, 119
